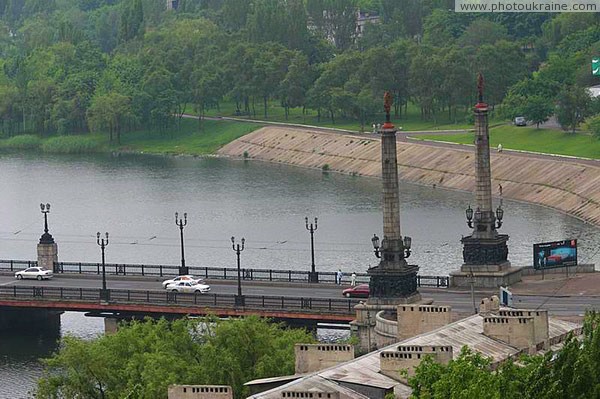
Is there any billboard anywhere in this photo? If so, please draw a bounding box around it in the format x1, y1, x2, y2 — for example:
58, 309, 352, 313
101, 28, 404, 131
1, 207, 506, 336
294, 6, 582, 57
533, 239, 577, 270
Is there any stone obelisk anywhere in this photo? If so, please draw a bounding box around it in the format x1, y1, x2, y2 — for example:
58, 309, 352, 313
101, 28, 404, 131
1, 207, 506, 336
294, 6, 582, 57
367, 92, 420, 305
451, 74, 521, 288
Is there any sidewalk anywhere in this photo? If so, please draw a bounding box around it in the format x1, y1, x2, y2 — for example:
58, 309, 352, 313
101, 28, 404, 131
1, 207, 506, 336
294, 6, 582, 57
510, 272, 600, 297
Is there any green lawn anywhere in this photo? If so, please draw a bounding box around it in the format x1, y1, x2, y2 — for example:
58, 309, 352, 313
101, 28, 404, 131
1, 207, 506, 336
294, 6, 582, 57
114, 118, 262, 155
414, 125, 600, 159
189, 101, 497, 132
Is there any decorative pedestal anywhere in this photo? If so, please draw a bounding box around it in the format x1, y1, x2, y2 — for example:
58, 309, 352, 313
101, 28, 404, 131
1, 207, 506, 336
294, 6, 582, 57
367, 265, 421, 306
451, 234, 522, 288
461, 235, 510, 270
37, 242, 58, 272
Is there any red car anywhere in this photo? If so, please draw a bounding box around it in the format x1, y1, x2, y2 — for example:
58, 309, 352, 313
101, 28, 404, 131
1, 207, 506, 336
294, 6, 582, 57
342, 284, 369, 298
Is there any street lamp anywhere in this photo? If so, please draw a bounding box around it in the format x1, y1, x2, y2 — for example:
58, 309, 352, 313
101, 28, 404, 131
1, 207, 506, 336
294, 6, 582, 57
371, 234, 381, 258
97, 232, 109, 301
231, 236, 245, 307
39, 203, 54, 244
305, 216, 318, 283
371, 233, 411, 259
465, 205, 474, 228
495, 205, 504, 229
175, 212, 188, 275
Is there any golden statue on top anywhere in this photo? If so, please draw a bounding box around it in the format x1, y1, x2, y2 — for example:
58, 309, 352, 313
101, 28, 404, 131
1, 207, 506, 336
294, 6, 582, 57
383, 91, 393, 116
477, 72, 484, 102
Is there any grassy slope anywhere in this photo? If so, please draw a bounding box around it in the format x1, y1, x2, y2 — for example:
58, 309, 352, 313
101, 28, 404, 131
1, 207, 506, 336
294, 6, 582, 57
115, 118, 261, 155
0, 118, 262, 155
414, 125, 600, 159
190, 101, 490, 132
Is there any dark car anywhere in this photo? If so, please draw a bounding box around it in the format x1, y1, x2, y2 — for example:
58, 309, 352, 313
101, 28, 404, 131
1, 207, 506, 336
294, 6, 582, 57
342, 284, 369, 298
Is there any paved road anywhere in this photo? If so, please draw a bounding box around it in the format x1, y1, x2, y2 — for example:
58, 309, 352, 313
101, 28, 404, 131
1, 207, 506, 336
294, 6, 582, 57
1, 274, 597, 317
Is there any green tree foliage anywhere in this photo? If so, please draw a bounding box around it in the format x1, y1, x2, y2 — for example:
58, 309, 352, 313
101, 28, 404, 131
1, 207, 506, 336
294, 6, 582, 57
410, 312, 600, 399
522, 95, 554, 128
118, 0, 143, 43
556, 84, 592, 133
0, 0, 593, 139
36, 316, 316, 399
585, 113, 600, 140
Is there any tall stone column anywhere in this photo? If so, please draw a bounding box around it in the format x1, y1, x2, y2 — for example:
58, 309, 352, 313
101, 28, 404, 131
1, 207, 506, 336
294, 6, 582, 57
451, 74, 520, 289
367, 92, 420, 305
473, 103, 496, 239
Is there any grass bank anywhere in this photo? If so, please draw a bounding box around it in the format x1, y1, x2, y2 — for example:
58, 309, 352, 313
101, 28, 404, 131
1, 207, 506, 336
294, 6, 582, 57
414, 125, 600, 159
189, 101, 501, 132
0, 119, 262, 156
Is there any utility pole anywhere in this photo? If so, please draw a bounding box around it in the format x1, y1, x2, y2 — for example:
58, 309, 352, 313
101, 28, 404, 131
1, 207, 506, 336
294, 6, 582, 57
469, 267, 477, 314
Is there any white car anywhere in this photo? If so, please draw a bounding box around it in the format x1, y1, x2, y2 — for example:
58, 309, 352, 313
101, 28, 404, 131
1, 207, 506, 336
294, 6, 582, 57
15, 267, 53, 280
165, 281, 211, 294
161, 275, 204, 288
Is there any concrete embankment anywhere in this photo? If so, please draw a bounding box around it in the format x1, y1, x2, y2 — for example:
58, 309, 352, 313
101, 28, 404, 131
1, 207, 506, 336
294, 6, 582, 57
218, 126, 600, 227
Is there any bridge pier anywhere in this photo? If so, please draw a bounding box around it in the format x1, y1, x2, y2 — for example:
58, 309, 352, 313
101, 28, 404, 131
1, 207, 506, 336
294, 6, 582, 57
104, 317, 119, 334
0, 307, 62, 332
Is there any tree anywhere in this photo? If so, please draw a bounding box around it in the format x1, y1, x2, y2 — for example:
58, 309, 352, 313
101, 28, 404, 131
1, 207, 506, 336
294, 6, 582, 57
585, 114, 600, 140
458, 19, 508, 47
409, 312, 600, 399
87, 91, 134, 144
556, 85, 592, 133
36, 316, 315, 399
522, 95, 554, 128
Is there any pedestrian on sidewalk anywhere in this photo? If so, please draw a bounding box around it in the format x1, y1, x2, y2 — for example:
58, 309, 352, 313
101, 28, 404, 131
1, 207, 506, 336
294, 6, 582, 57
351, 272, 356, 287
498, 183, 503, 196
497, 143, 503, 152
336, 269, 343, 285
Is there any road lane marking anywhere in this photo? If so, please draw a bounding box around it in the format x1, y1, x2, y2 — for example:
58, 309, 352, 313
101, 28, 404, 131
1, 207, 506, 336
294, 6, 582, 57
0, 280, 17, 286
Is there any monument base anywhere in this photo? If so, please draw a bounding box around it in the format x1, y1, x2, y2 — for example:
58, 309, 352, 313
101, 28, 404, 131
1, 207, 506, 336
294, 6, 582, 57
450, 266, 523, 289
461, 234, 509, 267
352, 297, 434, 352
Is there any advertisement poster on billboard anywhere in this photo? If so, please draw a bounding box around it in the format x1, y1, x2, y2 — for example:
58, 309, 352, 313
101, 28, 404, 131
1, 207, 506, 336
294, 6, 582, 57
533, 239, 578, 270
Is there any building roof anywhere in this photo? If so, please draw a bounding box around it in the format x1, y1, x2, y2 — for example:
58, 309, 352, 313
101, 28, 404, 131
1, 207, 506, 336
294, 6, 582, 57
245, 312, 581, 399
247, 375, 370, 399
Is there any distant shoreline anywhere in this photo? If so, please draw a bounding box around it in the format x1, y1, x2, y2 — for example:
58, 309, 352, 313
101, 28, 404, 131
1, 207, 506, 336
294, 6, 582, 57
218, 126, 600, 228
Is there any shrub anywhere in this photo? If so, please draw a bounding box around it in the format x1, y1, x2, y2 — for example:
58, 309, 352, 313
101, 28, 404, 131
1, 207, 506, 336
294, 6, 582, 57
322, 164, 330, 171
585, 114, 600, 139
41, 136, 103, 154
243, 150, 249, 158
0, 134, 41, 150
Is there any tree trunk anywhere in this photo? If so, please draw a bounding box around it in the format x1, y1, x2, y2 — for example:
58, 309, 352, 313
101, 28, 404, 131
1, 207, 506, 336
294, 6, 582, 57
263, 96, 268, 119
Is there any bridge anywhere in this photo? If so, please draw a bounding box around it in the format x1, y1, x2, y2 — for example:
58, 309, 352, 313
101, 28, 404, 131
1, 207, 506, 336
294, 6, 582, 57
0, 259, 449, 325
2, 259, 598, 328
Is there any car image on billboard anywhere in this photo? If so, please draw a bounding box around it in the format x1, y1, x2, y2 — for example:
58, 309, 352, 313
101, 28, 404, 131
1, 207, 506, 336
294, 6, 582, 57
533, 239, 577, 270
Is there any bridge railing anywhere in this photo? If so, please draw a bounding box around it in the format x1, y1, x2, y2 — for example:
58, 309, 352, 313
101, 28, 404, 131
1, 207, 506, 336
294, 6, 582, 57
0, 259, 449, 288
0, 285, 360, 315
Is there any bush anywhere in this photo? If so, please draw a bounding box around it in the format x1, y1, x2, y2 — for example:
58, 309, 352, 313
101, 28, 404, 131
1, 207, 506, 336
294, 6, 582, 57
322, 163, 330, 171
41, 136, 103, 154
585, 114, 600, 139
0, 134, 41, 150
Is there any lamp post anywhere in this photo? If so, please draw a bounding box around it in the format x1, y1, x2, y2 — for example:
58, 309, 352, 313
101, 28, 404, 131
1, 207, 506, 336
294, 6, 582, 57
465, 204, 504, 229
39, 203, 54, 244
232, 236, 245, 306
305, 217, 318, 283
97, 232, 109, 301
175, 212, 188, 275
371, 233, 412, 260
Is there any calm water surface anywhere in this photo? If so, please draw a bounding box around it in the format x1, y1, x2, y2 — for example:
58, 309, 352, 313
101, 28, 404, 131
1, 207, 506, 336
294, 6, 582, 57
0, 152, 598, 398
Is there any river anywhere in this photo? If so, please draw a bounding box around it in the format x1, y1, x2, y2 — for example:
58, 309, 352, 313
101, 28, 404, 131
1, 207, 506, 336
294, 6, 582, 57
0, 152, 598, 398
